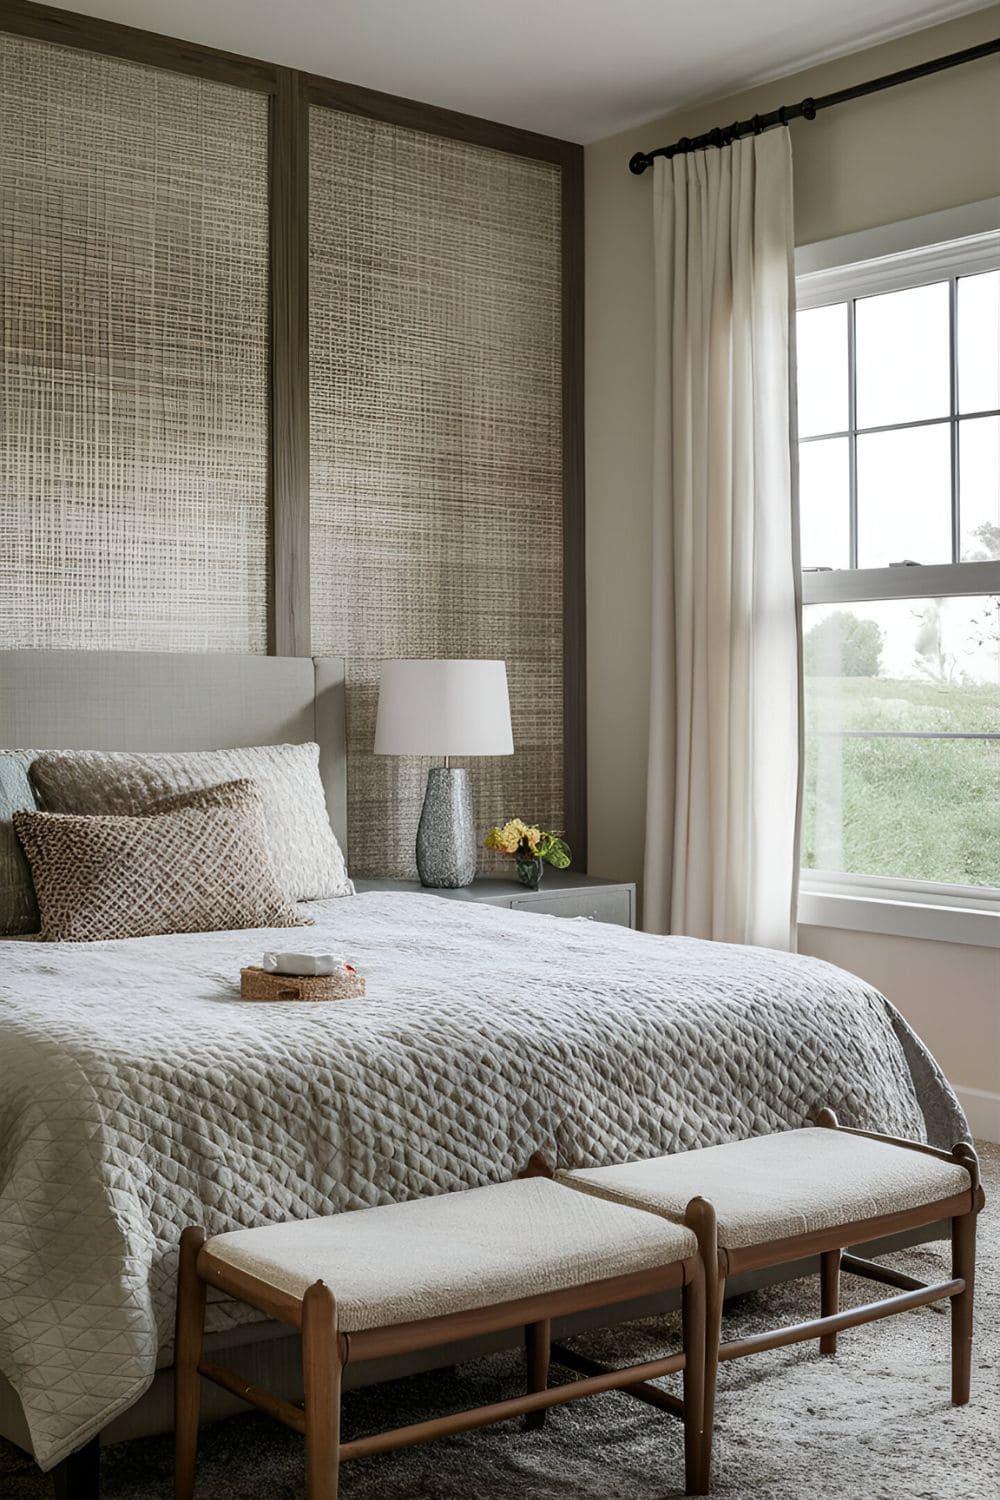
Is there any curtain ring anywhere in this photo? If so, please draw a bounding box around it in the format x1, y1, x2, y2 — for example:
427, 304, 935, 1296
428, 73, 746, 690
777, 106, 789, 125
711, 127, 725, 149
801, 97, 817, 120
751, 113, 764, 135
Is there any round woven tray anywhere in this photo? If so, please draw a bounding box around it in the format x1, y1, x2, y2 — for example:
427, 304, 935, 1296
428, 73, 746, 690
239, 966, 366, 1002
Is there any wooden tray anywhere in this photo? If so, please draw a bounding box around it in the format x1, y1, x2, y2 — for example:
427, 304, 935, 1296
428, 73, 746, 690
239, 966, 366, 1002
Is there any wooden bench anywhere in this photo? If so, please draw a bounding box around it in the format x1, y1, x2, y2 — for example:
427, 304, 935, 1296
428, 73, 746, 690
556, 1110, 983, 1492
174, 1176, 710, 1499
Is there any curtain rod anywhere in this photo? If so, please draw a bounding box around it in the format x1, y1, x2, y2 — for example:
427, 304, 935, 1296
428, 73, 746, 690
628, 36, 1000, 174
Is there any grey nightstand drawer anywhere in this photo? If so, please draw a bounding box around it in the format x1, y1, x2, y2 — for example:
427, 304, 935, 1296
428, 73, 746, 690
508, 887, 633, 927
355, 875, 636, 928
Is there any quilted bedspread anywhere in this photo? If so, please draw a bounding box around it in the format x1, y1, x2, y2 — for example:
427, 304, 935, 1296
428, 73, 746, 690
0, 892, 965, 1468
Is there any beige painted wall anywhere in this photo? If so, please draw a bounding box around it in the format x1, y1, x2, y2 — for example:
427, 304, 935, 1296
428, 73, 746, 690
802, 928, 1000, 1130
584, 7, 1000, 1126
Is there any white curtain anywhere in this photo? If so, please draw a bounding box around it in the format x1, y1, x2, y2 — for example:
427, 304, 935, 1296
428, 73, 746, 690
643, 128, 802, 950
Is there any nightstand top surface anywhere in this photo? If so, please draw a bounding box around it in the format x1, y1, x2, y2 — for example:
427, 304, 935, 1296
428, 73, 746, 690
354, 870, 633, 901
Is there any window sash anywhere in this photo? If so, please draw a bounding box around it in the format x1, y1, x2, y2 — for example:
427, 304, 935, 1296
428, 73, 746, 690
800, 581, 999, 905
800, 868, 1000, 915
801, 558, 999, 606
795, 217, 1000, 926
797, 265, 999, 571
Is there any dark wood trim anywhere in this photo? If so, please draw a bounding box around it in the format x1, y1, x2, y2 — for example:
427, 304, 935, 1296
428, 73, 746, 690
268, 67, 311, 656
305, 73, 578, 167
0, 0, 277, 90
560, 144, 587, 867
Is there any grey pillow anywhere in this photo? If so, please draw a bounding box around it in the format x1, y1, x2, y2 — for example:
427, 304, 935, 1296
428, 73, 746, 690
13, 780, 310, 943
0, 751, 42, 935
29, 742, 353, 903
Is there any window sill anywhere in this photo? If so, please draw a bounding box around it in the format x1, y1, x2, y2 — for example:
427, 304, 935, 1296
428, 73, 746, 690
798, 886, 999, 949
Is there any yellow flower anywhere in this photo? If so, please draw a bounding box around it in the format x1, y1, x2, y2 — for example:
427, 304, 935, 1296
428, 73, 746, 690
485, 818, 551, 858
485, 822, 520, 853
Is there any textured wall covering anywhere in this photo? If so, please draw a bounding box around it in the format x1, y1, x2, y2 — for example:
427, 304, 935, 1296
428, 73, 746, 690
0, 36, 269, 651
309, 108, 564, 876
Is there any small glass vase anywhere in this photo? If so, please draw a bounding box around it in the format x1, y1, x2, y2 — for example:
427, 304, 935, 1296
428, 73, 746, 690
515, 855, 544, 890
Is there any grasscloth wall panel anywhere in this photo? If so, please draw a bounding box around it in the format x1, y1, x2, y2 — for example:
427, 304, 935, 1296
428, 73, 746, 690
0, 34, 269, 651
309, 107, 564, 876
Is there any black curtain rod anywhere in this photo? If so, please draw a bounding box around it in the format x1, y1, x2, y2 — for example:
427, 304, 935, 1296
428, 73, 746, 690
628, 36, 1000, 174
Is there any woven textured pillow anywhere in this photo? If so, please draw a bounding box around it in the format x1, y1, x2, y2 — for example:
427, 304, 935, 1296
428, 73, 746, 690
0, 751, 42, 935
13, 780, 309, 943
28, 742, 352, 903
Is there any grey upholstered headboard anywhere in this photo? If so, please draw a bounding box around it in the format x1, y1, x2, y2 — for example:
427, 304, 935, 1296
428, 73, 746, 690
0, 652, 348, 856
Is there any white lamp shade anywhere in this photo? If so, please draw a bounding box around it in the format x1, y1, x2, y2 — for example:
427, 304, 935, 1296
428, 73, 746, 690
374, 659, 514, 757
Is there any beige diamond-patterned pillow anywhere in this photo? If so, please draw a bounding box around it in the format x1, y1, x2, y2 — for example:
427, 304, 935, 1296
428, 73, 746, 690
28, 742, 352, 903
12, 780, 309, 943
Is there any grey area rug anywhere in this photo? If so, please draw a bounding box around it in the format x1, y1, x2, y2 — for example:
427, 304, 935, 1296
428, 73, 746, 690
4, 1144, 997, 1500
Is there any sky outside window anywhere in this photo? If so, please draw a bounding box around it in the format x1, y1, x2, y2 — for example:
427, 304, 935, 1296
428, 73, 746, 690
797, 274, 1000, 571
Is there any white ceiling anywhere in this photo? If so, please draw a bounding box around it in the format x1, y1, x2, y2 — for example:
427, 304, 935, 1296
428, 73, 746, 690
40, 0, 995, 143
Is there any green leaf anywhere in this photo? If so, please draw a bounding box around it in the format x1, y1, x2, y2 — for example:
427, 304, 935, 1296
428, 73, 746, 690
542, 836, 571, 870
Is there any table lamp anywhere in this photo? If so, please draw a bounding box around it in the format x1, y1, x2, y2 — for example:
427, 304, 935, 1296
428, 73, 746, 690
374, 659, 514, 887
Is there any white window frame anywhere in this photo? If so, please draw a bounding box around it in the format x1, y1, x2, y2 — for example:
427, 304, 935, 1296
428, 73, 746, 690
794, 202, 1000, 949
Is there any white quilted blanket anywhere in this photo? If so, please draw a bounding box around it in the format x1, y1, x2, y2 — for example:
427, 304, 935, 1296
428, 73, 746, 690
0, 893, 964, 1468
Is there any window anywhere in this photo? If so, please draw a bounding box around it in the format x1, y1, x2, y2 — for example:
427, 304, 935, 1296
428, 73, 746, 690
795, 220, 999, 943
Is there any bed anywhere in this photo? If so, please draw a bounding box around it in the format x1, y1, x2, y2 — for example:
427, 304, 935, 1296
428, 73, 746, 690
0, 651, 968, 1478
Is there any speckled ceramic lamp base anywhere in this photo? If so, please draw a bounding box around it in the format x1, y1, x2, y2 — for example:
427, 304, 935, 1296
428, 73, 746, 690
416, 766, 476, 888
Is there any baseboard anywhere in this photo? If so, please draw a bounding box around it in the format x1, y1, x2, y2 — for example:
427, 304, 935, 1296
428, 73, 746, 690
957, 1086, 1000, 1144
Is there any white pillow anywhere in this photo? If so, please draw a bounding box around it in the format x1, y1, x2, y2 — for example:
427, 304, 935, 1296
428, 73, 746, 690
29, 743, 353, 903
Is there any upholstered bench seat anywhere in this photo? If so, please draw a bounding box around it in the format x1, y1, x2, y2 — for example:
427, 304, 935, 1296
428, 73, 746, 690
200, 1177, 699, 1331
555, 1112, 982, 1495
556, 1126, 972, 1248
176, 1176, 710, 1500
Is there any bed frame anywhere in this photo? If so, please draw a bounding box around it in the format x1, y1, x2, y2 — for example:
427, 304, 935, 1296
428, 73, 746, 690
0, 650, 951, 1497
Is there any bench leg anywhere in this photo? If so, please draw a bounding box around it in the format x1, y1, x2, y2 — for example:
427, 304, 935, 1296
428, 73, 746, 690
701, 1257, 724, 1484
524, 1318, 551, 1430
52, 1436, 100, 1500
302, 1282, 342, 1500
820, 1249, 840, 1354
686, 1197, 719, 1495
951, 1210, 976, 1405
175, 1226, 207, 1500
682, 1260, 707, 1497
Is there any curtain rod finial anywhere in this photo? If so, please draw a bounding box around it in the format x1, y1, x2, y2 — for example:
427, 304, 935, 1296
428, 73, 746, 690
628, 151, 651, 175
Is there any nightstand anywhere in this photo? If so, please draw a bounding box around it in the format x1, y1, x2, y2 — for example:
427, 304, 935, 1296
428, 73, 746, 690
354, 870, 636, 929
